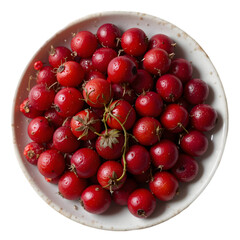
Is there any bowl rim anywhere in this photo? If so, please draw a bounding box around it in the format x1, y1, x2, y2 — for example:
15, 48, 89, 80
11, 10, 229, 231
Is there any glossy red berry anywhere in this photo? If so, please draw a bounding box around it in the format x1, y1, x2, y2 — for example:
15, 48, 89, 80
81, 185, 111, 214
85, 70, 106, 81
34, 60, 43, 71
44, 108, 65, 128
123, 145, 151, 175
79, 58, 95, 74
169, 58, 193, 83
95, 129, 124, 160
83, 78, 112, 108
37, 149, 65, 178
53, 126, 80, 153
54, 87, 84, 117
149, 34, 176, 54
149, 171, 179, 201
184, 78, 209, 105
150, 139, 179, 170
58, 171, 87, 200
97, 160, 126, 191
71, 31, 98, 58
92, 47, 117, 74
133, 117, 162, 146
156, 74, 183, 102
23, 142, 45, 165
106, 99, 136, 131
112, 178, 138, 206
36, 66, 57, 87
48, 46, 73, 68
111, 83, 136, 104
180, 130, 209, 157
56, 61, 84, 87
20, 98, 43, 118
71, 148, 101, 178
28, 84, 55, 111
107, 56, 137, 84
97, 23, 121, 49
130, 69, 154, 94
121, 28, 148, 57
171, 153, 199, 182
27, 116, 54, 143
143, 48, 171, 75
128, 188, 156, 218
160, 104, 189, 133
135, 91, 163, 117
70, 108, 101, 140
190, 104, 218, 132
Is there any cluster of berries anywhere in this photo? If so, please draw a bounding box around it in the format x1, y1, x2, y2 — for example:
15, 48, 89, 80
20, 23, 218, 218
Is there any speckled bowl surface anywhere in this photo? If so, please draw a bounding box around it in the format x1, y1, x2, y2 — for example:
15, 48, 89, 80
12, 11, 228, 230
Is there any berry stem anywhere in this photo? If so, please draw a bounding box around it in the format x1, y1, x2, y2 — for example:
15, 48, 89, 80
107, 112, 127, 182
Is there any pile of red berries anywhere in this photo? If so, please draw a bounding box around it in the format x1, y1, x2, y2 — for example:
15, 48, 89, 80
20, 23, 218, 218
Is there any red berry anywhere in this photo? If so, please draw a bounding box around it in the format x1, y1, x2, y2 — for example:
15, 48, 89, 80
71, 148, 101, 178
130, 69, 154, 94
135, 91, 163, 117
56, 61, 84, 87
190, 104, 218, 132
27, 116, 54, 143
106, 99, 136, 131
149, 171, 179, 201
169, 58, 193, 83
97, 23, 121, 49
112, 83, 136, 104
28, 84, 55, 111
149, 34, 176, 54
20, 98, 43, 118
180, 130, 209, 157
58, 171, 87, 200
156, 74, 183, 102
79, 58, 95, 74
97, 160, 126, 191
37, 149, 65, 178
107, 56, 137, 84
34, 60, 43, 71
171, 153, 199, 182
143, 48, 171, 75
70, 108, 101, 141
150, 139, 179, 170
54, 87, 84, 117
121, 28, 148, 57
80, 185, 111, 214
53, 126, 80, 153
85, 70, 106, 81
112, 178, 138, 206
128, 188, 156, 218
160, 104, 189, 133
36, 66, 57, 87
92, 47, 117, 74
95, 129, 125, 160
184, 78, 209, 105
23, 142, 45, 165
133, 117, 162, 146
71, 31, 98, 58
48, 46, 73, 68
83, 78, 112, 108
123, 145, 151, 175
44, 108, 65, 128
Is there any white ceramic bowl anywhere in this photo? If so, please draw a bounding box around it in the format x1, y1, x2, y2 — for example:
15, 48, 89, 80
12, 11, 228, 231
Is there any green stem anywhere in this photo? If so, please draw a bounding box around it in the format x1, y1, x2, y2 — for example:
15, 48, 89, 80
108, 112, 127, 182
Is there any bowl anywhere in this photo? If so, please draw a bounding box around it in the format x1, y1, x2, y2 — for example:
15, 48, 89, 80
12, 11, 228, 230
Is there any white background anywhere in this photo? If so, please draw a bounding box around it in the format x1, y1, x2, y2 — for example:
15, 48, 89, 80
1, 0, 239, 239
